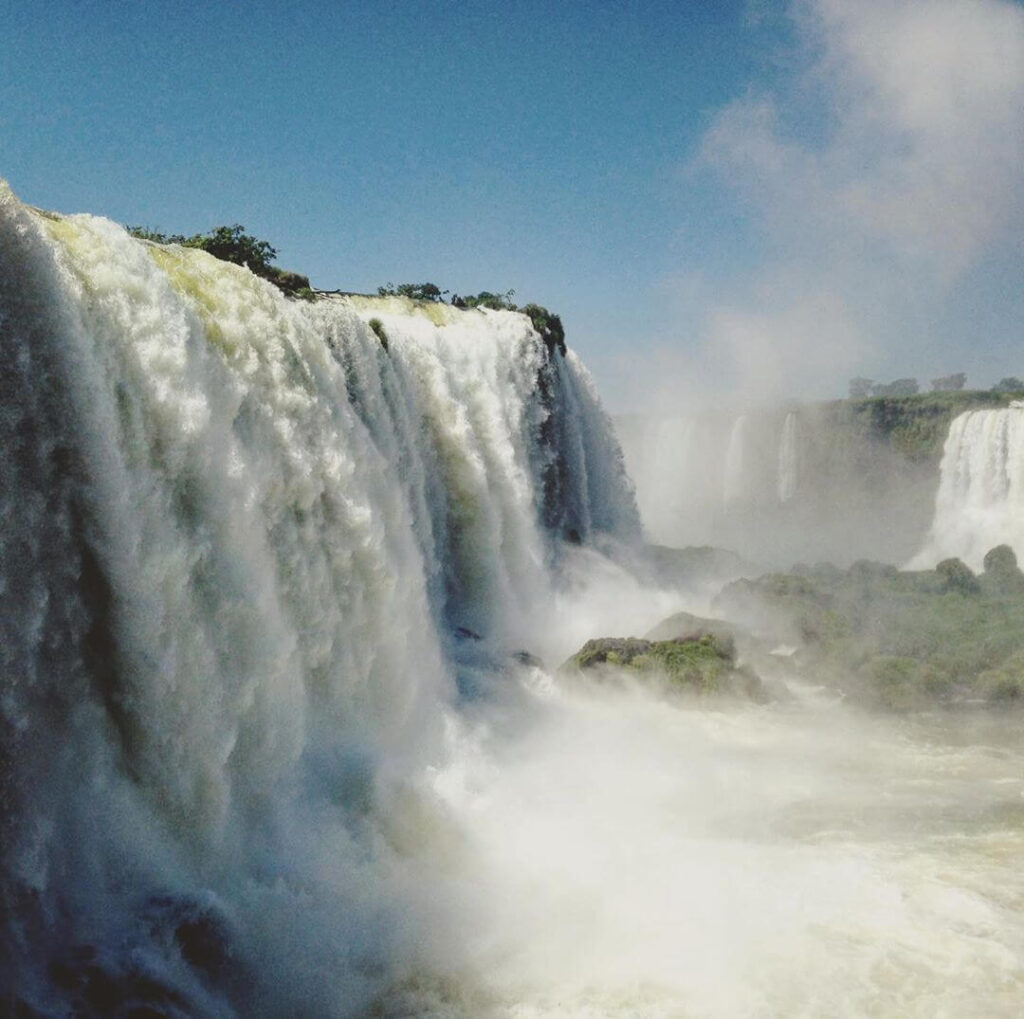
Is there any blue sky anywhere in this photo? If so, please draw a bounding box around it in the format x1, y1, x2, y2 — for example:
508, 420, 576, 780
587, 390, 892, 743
3, 0, 1022, 410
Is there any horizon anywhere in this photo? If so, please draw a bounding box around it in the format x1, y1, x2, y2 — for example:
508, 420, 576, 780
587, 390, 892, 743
4, 0, 1022, 411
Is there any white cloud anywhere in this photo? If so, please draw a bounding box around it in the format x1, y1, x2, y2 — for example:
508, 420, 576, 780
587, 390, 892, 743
689, 0, 1024, 397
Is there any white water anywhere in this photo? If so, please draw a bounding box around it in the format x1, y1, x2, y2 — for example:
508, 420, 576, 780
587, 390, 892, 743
0, 186, 641, 1014
722, 414, 748, 509
776, 411, 799, 503
912, 408, 1024, 570
411, 688, 1024, 1017
4, 186, 1024, 1017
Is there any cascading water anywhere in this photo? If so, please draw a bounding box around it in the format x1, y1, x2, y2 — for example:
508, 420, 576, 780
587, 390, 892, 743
911, 407, 1024, 569
721, 414, 747, 508
0, 184, 640, 1015
776, 411, 798, 503
6, 185, 1024, 1017
622, 415, 697, 542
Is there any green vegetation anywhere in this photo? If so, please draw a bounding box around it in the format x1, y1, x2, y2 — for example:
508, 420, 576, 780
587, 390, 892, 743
518, 303, 566, 356
450, 289, 517, 311
851, 374, 1024, 399
381, 284, 566, 355
828, 389, 1023, 463
376, 282, 448, 302
930, 373, 966, 392
126, 228, 567, 347
367, 317, 389, 351
562, 632, 765, 700
127, 224, 313, 298
849, 377, 920, 397
993, 376, 1024, 393
715, 548, 1024, 710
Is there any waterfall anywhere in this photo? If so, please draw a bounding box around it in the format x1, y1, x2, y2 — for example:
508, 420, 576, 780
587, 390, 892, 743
722, 414, 748, 508
911, 407, 1024, 570
0, 184, 640, 1014
776, 411, 799, 503
622, 415, 694, 542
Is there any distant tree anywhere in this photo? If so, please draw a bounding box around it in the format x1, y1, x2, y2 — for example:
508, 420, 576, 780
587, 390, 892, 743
982, 544, 1024, 595
872, 378, 919, 397
451, 289, 517, 311
377, 282, 448, 302
992, 377, 1024, 393
930, 373, 966, 392
125, 226, 185, 244
126, 223, 311, 297
521, 303, 566, 356
195, 224, 277, 275
936, 557, 980, 595
368, 284, 566, 355
849, 377, 874, 399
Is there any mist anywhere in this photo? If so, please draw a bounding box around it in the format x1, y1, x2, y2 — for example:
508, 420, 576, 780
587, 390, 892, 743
601, 0, 1024, 416
386, 679, 1024, 1016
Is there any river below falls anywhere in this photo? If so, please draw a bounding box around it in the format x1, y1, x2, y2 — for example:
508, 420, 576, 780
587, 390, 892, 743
385, 680, 1024, 1017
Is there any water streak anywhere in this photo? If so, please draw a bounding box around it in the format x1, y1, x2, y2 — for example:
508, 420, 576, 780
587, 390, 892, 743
776, 411, 799, 503
911, 407, 1024, 569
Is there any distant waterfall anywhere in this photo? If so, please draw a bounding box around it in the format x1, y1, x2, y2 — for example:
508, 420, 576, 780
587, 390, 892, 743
911, 408, 1024, 570
776, 412, 799, 503
722, 414, 748, 508
0, 184, 640, 1014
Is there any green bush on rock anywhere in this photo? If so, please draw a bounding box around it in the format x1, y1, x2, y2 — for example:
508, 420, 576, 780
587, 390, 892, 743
367, 318, 389, 351
562, 633, 765, 701
982, 545, 1024, 594
936, 557, 980, 594
714, 548, 1024, 710
127, 223, 312, 298
377, 282, 448, 302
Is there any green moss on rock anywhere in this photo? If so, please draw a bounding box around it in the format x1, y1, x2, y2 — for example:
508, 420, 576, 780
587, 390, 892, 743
715, 548, 1024, 710
563, 633, 765, 701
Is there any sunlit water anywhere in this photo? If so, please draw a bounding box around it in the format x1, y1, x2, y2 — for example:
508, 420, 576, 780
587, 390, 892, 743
4, 184, 1023, 1017
390, 682, 1024, 1018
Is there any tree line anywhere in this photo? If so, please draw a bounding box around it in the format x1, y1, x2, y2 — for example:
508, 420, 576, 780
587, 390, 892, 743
374, 282, 566, 354
125, 227, 566, 353
849, 374, 1024, 398
127, 224, 313, 298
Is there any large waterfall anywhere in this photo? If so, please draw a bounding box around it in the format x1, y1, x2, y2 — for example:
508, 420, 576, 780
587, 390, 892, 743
8, 187, 1024, 1017
0, 185, 640, 1015
911, 407, 1024, 570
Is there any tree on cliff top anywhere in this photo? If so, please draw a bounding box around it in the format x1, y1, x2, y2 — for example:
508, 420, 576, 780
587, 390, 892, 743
931, 373, 966, 392
377, 282, 448, 302
992, 377, 1024, 393
872, 378, 920, 397
127, 224, 311, 297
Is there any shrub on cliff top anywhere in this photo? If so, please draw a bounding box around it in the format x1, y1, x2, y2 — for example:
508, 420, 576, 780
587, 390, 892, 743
127, 223, 311, 298
377, 282, 448, 302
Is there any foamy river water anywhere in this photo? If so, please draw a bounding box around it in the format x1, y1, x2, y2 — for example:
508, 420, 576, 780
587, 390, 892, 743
393, 682, 1024, 1017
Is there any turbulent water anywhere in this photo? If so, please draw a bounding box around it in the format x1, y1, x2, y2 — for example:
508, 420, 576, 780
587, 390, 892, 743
912, 407, 1024, 570
3, 185, 1024, 1017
